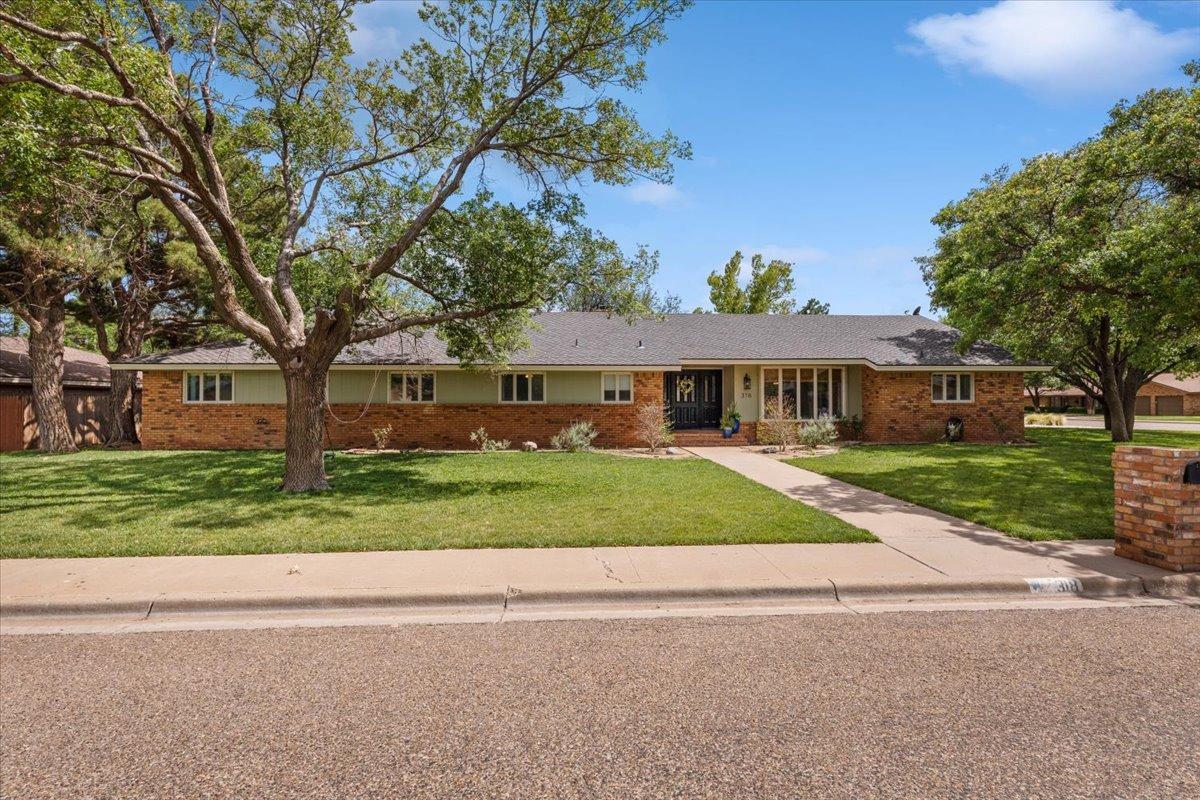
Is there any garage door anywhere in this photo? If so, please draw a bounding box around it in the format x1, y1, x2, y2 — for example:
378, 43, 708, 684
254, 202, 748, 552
1135, 396, 1151, 415
1156, 396, 1184, 415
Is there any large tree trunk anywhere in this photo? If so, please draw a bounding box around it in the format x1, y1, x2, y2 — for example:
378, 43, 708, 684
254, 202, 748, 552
27, 300, 78, 453
280, 364, 330, 492
106, 368, 138, 444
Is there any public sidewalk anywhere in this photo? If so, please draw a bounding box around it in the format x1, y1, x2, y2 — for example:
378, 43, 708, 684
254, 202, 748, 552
3, 447, 1193, 633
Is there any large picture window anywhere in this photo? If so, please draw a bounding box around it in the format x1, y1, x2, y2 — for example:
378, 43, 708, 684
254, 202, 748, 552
500, 372, 545, 403
762, 367, 844, 419
932, 372, 973, 403
601, 372, 633, 403
184, 371, 233, 403
389, 372, 435, 403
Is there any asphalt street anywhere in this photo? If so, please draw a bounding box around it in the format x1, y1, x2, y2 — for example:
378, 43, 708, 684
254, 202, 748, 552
2, 606, 1198, 800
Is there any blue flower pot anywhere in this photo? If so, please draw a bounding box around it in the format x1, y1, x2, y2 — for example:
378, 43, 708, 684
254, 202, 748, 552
722, 427, 733, 439
732, 419, 741, 433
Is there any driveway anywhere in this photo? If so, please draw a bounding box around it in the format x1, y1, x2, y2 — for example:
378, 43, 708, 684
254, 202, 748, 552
1057, 415, 1200, 433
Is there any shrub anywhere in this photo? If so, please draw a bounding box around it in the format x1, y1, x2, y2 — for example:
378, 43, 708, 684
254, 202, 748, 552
634, 403, 674, 452
1025, 412, 1064, 427
759, 397, 800, 452
469, 427, 510, 452
551, 421, 597, 452
799, 415, 838, 448
840, 414, 864, 441
371, 425, 393, 450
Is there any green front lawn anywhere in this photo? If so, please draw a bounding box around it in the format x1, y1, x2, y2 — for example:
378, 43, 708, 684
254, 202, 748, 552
0, 450, 872, 559
791, 428, 1200, 541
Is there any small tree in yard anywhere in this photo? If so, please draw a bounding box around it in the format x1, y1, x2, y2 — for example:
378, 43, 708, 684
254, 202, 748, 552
0, 0, 690, 490
758, 396, 799, 453
634, 402, 673, 452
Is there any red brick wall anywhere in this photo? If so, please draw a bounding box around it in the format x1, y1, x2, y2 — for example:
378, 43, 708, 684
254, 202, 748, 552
140, 370, 664, 450
1113, 447, 1200, 572
860, 369, 1026, 443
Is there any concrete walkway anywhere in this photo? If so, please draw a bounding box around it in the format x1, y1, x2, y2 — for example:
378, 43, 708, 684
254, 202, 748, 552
687, 447, 1167, 580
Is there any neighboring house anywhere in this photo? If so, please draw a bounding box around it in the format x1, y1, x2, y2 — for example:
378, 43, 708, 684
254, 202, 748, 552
114, 312, 1039, 449
1026, 374, 1200, 416
0, 336, 126, 451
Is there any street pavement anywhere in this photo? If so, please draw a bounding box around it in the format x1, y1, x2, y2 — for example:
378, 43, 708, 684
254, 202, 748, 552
3, 606, 1198, 799
1058, 415, 1200, 433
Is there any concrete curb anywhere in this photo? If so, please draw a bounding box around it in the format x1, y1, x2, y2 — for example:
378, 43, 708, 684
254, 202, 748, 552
3, 572, 1190, 624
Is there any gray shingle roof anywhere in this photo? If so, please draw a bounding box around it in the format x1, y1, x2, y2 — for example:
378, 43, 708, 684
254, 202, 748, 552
114, 312, 1027, 368
0, 336, 113, 387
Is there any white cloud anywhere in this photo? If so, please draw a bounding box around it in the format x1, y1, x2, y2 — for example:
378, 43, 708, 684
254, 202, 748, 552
348, 1, 425, 63
907, 1, 1199, 95
625, 180, 685, 206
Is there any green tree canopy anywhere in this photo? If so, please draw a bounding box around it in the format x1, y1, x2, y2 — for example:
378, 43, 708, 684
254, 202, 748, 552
920, 63, 1200, 441
704, 250, 827, 314
0, 0, 692, 488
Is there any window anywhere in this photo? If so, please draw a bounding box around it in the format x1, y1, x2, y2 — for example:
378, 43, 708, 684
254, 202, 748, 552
932, 372, 974, 403
762, 367, 844, 419
184, 371, 234, 403
602, 372, 633, 403
500, 372, 545, 403
389, 372, 435, 403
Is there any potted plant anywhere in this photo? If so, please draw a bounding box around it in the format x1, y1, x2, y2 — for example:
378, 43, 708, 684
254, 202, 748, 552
725, 402, 742, 434
719, 406, 735, 439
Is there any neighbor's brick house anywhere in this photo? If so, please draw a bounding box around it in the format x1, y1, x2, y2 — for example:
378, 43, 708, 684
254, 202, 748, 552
118, 312, 1038, 449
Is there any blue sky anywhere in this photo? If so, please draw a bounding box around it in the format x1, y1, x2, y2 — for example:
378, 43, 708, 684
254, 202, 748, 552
353, 0, 1199, 314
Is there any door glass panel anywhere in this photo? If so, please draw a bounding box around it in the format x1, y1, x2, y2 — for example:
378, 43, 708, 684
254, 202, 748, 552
832, 369, 843, 417
800, 369, 814, 419
218, 373, 233, 402
202, 373, 217, 402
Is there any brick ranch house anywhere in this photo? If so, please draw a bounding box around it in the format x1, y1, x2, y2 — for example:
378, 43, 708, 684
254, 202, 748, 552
114, 312, 1041, 450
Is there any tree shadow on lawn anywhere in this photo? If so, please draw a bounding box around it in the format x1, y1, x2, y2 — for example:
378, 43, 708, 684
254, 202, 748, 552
3, 451, 540, 536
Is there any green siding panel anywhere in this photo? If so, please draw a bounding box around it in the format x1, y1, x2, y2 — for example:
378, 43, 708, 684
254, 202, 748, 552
435, 371, 496, 403
233, 371, 285, 404
329, 371, 388, 404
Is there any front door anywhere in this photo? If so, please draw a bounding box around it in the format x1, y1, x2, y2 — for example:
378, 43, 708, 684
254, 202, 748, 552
664, 370, 723, 429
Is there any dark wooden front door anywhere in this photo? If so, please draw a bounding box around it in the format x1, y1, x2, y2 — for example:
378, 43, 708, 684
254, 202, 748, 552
664, 370, 723, 429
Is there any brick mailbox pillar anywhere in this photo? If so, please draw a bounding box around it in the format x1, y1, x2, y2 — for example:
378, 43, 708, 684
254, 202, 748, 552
1112, 446, 1200, 572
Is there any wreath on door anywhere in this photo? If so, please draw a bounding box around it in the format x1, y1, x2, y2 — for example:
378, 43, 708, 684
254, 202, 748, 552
676, 375, 696, 402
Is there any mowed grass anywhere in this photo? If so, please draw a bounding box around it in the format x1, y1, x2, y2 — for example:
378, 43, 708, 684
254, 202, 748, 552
0, 449, 873, 558
791, 427, 1200, 541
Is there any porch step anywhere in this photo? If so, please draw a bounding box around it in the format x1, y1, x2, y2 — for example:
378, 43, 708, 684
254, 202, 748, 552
673, 429, 750, 447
